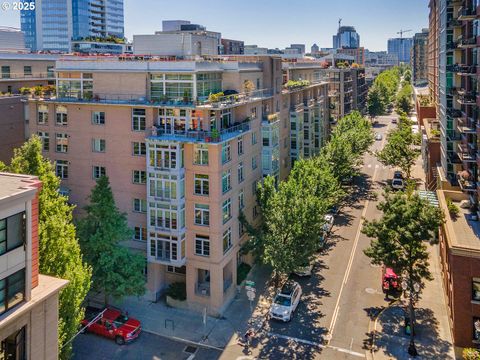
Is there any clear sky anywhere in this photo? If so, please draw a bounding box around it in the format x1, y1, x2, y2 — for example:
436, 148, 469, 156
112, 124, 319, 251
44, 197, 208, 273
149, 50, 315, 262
0, 0, 429, 51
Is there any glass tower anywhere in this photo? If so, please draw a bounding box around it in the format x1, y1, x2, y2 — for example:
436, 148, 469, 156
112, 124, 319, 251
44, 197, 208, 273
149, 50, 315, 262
21, 0, 124, 52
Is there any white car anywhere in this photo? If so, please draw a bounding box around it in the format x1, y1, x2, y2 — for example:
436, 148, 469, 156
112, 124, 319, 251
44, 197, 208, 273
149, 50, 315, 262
323, 214, 334, 233
293, 261, 314, 277
375, 133, 383, 141
269, 281, 302, 322
391, 178, 405, 190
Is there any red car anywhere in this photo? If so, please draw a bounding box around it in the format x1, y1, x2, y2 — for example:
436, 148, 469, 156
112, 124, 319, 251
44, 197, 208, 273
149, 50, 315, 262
82, 306, 141, 345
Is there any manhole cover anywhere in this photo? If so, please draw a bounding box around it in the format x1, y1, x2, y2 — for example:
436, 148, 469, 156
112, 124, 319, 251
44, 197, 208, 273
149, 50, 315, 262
365, 287, 377, 294
184, 345, 198, 354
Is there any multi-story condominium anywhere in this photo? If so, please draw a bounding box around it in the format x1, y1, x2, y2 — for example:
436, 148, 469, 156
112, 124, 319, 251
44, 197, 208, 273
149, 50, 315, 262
337, 47, 365, 66
221, 39, 245, 55
428, 0, 480, 352
0, 53, 57, 93
26, 55, 330, 315
352, 67, 368, 113
333, 26, 360, 49
20, 0, 124, 52
325, 68, 354, 121
412, 29, 429, 86
388, 37, 414, 64
0, 172, 68, 359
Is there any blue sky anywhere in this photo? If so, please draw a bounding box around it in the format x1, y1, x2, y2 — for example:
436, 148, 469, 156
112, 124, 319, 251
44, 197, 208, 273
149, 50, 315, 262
0, 0, 429, 51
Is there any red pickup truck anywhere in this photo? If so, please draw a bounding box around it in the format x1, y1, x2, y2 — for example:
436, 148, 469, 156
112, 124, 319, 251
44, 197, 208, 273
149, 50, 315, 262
82, 306, 141, 345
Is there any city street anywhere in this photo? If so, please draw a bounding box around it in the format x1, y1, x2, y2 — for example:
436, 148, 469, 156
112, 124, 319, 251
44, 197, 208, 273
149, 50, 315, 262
73, 330, 222, 360
256, 113, 396, 359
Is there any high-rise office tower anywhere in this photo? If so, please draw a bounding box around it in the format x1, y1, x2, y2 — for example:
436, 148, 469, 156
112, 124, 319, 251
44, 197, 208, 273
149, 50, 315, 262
20, 0, 124, 52
387, 37, 414, 64
333, 26, 360, 49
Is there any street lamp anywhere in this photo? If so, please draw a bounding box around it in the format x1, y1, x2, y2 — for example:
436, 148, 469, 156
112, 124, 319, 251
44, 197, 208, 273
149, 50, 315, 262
401, 280, 421, 357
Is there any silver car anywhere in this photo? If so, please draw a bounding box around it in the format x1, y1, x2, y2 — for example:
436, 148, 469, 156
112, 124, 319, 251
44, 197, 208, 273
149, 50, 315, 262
269, 281, 302, 322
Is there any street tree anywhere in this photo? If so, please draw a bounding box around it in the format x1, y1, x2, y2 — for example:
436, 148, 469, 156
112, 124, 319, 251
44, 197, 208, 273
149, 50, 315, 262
77, 176, 145, 304
362, 190, 444, 354
255, 175, 327, 284
1, 136, 91, 360
375, 123, 420, 179
396, 84, 413, 115
367, 85, 385, 119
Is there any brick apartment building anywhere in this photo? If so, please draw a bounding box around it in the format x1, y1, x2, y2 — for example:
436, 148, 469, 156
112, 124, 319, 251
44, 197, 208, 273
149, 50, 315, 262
0, 172, 67, 359
26, 54, 332, 315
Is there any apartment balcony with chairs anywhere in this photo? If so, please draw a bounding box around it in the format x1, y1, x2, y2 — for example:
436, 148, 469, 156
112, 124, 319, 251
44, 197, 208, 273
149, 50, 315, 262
149, 118, 251, 144
457, 6, 478, 21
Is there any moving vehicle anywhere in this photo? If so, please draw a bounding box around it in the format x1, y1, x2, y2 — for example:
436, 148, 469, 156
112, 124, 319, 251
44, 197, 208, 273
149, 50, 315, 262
391, 171, 405, 190
82, 306, 141, 345
375, 133, 383, 141
269, 281, 302, 322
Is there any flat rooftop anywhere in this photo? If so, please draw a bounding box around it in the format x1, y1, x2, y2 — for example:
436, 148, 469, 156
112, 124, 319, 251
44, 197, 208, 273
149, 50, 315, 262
0, 173, 39, 203
437, 189, 480, 255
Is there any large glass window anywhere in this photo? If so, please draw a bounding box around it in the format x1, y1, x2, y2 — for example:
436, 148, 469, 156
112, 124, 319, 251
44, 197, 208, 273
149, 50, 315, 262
194, 204, 210, 226
194, 174, 209, 195
0, 269, 25, 315
0, 212, 25, 255
132, 109, 146, 131
222, 143, 231, 164
195, 235, 210, 256
223, 228, 232, 254
149, 144, 178, 169
149, 173, 182, 200
0, 326, 25, 360
92, 111, 105, 125
56, 133, 68, 153
38, 131, 49, 151
1, 66, 10, 79
238, 162, 244, 183
222, 199, 232, 223
222, 170, 231, 193
473, 278, 480, 301
55, 106, 68, 126
37, 105, 48, 125
149, 203, 183, 230
194, 145, 209, 165
56, 160, 68, 179
196, 73, 222, 98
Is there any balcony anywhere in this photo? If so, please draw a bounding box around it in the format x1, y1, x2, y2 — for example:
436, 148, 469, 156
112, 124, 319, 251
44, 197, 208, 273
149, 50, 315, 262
457, 6, 478, 21
1, 72, 55, 81
262, 112, 279, 123
198, 88, 273, 109
457, 36, 478, 48
458, 177, 477, 191
447, 87, 459, 96
458, 144, 477, 162
447, 41, 459, 50
447, 18, 462, 28
447, 64, 477, 74
150, 119, 251, 144
457, 123, 477, 133
457, 94, 477, 105
447, 108, 463, 118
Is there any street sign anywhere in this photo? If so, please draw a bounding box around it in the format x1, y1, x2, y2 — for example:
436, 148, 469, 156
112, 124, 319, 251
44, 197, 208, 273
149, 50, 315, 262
247, 289, 256, 301
245, 280, 255, 287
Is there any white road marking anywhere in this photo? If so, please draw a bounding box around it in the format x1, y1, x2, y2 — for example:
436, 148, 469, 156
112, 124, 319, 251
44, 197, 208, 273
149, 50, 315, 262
327, 119, 390, 342
367, 164, 372, 168
187, 355, 195, 360
266, 332, 365, 358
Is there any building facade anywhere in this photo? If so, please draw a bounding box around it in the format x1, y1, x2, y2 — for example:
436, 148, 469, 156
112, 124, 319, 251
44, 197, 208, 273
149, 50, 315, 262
26, 55, 330, 315
333, 26, 360, 49
20, 0, 125, 52
0, 172, 68, 359
387, 37, 414, 64
0, 53, 57, 93
0, 96, 27, 164
428, 0, 480, 352
221, 39, 245, 55
412, 29, 429, 85
0, 27, 26, 52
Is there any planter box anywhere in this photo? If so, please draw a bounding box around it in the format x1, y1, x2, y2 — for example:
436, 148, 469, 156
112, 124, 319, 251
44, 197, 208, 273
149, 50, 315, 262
166, 295, 189, 310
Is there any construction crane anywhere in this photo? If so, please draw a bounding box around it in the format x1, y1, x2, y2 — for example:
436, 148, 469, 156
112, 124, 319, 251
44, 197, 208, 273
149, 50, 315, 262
397, 29, 412, 39
338, 18, 342, 30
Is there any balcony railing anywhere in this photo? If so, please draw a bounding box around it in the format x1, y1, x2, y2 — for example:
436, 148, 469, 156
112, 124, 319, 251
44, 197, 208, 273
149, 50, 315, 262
458, 36, 478, 47
447, 41, 459, 50
1, 72, 55, 80
457, 94, 477, 105
447, 108, 463, 118
447, 18, 462, 28
457, 6, 478, 20
262, 112, 279, 123
197, 88, 273, 109
150, 120, 251, 143
447, 64, 477, 74
458, 177, 477, 191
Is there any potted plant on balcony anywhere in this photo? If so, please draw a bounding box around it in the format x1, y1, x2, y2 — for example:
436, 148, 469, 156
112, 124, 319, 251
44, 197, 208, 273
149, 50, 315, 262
446, 198, 460, 219
211, 128, 220, 142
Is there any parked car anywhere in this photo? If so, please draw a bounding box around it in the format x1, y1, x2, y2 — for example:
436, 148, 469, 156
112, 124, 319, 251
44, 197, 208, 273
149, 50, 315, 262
328, 205, 340, 216
82, 306, 141, 345
293, 261, 314, 277
323, 214, 334, 233
393, 171, 403, 180
391, 178, 405, 190
391, 118, 397, 124
269, 281, 302, 322
375, 133, 383, 141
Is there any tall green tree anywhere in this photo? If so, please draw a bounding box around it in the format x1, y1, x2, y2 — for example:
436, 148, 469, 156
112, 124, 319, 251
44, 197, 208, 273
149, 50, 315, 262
77, 176, 145, 304
375, 121, 420, 179
1, 136, 91, 360
362, 190, 444, 351
367, 85, 385, 119
396, 83, 413, 115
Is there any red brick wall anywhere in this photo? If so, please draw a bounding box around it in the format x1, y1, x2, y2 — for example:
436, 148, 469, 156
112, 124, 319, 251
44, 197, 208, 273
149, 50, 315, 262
426, 141, 441, 187
416, 103, 436, 127
29, 179, 42, 289
0, 97, 26, 164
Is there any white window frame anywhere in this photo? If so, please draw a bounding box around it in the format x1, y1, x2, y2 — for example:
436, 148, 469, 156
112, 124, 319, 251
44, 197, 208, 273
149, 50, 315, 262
194, 203, 210, 226
132, 142, 146, 156
133, 170, 146, 184
222, 198, 232, 224
237, 162, 244, 183
92, 138, 106, 153
195, 235, 210, 257
222, 170, 231, 194
133, 198, 147, 213
194, 174, 209, 195
92, 111, 105, 125
134, 226, 147, 242
194, 144, 209, 165
56, 160, 68, 179
223, 228, 232, 254
132, 108, 146, 131
55, 133, 68, 153
92, 166, 106, 179
38, 131, 49, 151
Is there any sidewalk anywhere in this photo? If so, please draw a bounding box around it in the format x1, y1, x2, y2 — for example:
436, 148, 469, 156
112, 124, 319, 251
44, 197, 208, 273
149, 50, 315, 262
112, 264, 273, 350
371, 244, 455, 359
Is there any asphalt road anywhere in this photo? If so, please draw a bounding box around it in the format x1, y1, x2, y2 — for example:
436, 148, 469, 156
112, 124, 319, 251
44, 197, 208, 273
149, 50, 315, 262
73, 330, 222, 360
256, 113, 401, 359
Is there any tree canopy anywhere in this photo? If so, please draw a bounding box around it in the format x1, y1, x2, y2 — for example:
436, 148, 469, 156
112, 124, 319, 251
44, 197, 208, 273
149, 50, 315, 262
0, 136, 92, 360
77, 176, 146, 303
